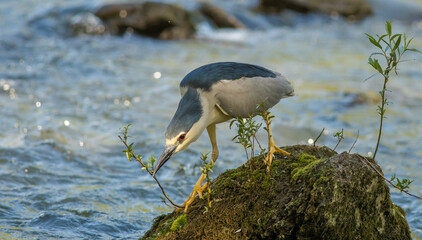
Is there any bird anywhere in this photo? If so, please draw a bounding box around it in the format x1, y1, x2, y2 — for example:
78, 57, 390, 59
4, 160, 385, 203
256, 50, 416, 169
153, 62, 294, 212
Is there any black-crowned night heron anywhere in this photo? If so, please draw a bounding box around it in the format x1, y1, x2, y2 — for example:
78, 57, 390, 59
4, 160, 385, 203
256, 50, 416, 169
153, 62, 294, 211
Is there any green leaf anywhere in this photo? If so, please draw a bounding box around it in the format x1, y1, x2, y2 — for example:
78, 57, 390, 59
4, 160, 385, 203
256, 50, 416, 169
406, 48, 422, 54
383, 44, 390, 52
369, 52, 384, 58
365, 33, 382, 49
126, 152, 132, 161
376, 34, 388, 44
368, 57, 383, 74
385, 21, 392, 36
229, 120, 235, 128
390, 33, 401, 41
364, 73, 378, 82
392, 35, 401, 52
405, 36, 414, 48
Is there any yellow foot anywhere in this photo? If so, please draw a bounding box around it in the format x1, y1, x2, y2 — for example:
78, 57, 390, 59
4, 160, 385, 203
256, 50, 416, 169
264, 144, 290, 172
176, 175, 208, 213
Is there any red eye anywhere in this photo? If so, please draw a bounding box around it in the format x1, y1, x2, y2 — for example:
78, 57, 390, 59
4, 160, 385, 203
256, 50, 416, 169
178, 134, 186, 141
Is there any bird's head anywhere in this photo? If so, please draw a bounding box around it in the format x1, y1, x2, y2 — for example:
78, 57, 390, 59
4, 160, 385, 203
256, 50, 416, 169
153, 88, 206, 176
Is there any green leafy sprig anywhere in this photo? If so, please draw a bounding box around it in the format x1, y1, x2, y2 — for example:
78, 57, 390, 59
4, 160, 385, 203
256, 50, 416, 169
119, 124, 183, 209
365, 21, 421, 200
199, 152, 213, 213
366, 21, 422, 160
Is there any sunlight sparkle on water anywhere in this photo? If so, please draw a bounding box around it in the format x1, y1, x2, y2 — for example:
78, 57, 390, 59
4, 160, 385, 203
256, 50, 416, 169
3, 84, 10, 91
64, 120, 70, 126
36, 101, 41, 107
153, 72, 162, 79
308, 138, 314, 144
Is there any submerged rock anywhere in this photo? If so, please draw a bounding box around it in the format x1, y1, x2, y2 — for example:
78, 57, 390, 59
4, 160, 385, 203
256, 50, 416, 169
142, 145, 411, 240
257, 0, 372, 20
94, 2, 195, 39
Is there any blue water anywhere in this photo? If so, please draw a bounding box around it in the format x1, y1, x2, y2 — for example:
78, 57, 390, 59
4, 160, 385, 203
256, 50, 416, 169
1, 0, 422, 239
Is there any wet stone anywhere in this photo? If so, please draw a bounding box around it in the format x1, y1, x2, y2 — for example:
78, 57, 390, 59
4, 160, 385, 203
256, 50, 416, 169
94, 2, 195, 40
257, 0, 373, 20
198, 2, 245, 29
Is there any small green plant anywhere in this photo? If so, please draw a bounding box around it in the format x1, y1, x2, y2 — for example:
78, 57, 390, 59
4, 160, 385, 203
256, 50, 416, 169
366, 21, 422, 160
120, 124, 219, 211
199, 152, 213, 213
390, 174, 414, 192
230, 114, 265, 162
333, 128, 344, 151
365, 21, 421, 200
119, 124, 183, 209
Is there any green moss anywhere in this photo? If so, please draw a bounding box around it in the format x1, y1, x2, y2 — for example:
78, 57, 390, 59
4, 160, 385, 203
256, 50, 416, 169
292, 159, 322, 180
313, 176, 329, 188
392, 204, 406, 219
290, 153, 321, 181
246, 169, 270, 189
170, 214, 187, 232
229, 169, 249, 179
298, 153, 317, 163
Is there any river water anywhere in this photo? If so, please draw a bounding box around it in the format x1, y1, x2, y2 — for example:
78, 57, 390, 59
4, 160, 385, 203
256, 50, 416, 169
1, 0, 421, 239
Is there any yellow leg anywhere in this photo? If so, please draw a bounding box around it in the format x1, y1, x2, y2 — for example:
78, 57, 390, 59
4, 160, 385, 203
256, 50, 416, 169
178, 124, 218, 213
263, 112, 290, 172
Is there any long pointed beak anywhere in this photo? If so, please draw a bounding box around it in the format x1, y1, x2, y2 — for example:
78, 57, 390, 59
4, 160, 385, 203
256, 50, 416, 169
153, 145, 177, 176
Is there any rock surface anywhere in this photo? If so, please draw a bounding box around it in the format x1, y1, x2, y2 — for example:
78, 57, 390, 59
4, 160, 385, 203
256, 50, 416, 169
94, 2, 195, 39
257, 0, 373, 20
142, 145, 411, 240
199, 2, 245, 29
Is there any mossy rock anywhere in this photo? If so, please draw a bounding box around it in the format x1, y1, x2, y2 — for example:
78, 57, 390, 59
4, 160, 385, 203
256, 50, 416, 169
142, 145, 411, 240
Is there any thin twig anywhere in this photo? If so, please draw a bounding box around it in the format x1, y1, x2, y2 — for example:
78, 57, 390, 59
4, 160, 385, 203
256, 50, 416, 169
357, 155, 422, 200
348, 129, 359, 153
251, 133, 255, 160
313, 128, 325, 147
119, 135, 184, 209
253, 135, 264, 152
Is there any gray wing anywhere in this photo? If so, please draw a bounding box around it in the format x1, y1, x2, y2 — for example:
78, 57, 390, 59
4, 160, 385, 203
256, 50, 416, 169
212, 73, 294, 118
